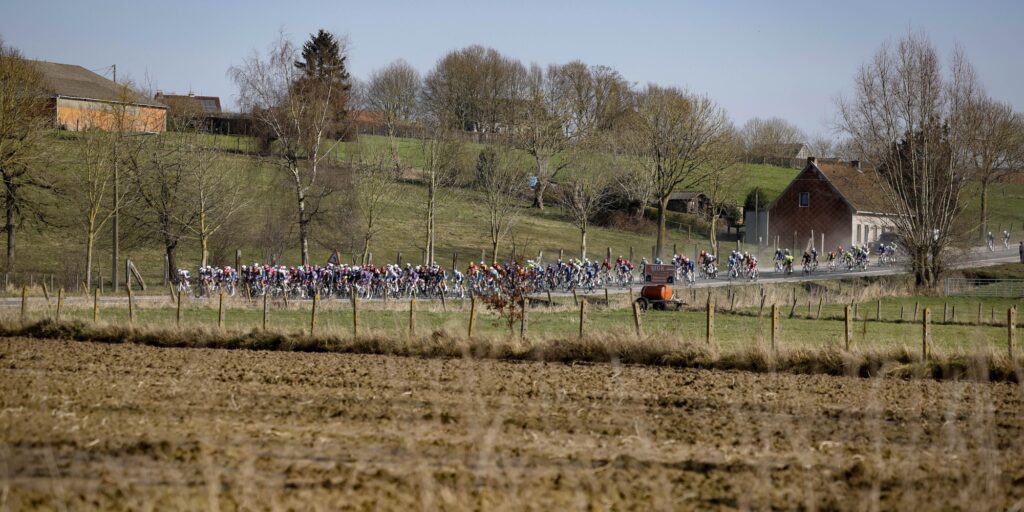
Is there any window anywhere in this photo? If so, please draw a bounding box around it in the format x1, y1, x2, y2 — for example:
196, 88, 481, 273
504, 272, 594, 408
856, 224, 862, 243
798, 192, 810, 208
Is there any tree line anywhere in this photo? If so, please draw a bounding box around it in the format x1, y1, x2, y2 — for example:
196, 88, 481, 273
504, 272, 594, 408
0, 29, 1021, 289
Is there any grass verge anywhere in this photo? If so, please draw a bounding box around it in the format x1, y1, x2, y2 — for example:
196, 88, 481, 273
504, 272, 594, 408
4, 318, 1020, 383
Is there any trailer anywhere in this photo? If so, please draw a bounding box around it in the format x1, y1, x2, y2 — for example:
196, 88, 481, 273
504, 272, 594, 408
635, 264, 686, 311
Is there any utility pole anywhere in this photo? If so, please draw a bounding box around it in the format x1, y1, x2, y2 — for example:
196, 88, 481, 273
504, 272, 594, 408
111, 63, 119, 293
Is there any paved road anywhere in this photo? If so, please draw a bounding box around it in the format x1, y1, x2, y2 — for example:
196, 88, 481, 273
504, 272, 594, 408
2, 247, 1019, 308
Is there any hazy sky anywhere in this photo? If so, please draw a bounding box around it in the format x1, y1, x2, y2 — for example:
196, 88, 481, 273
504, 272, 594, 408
2, 0, 1022, 138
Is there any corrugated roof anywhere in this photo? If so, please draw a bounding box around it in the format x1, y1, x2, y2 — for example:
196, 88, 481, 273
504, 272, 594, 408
155, 93, 221, 113
32, 60, 166, 108
814, 160, 895, 214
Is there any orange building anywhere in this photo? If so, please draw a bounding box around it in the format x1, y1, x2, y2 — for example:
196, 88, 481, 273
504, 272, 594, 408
33, 61, 167, 133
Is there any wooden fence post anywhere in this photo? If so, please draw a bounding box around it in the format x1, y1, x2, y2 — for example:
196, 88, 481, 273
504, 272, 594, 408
876, 299, 881, 321
572, 289, 578, 307
706, 302, 715, 345
816, 296, 823, 319
261, 292, 268, 331
56, 288, 64, 322
177, 291, 184, 328
844, 305, 853, 350
20, 286, 27, 322
922, 307, 931, 360
579, 298, 587, 338
520, 298, 528, 339
604, 288, 610, 306
127, 284, 134, 325
351, 286, 359, 337
310, 292, 319, 335
218, 292, 225, 330
41, 282, 50, 306
409, 297, 416, 338
1009, 307, 1017, 359
978, 303, 983, 325
943, 302, 948, 323
900, 305, 905, 321
632, 301, 643, 337
547, 289, 553, 308
93, 288, 100, 323
771, 304, 779, 350
468, 296, 477, 338
914, 301, 920, 322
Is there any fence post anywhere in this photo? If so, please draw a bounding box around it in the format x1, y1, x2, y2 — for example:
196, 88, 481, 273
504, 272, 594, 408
56, 288, 64, 321
844, 305, 853, 350
20, 286, 27, 322
261, 292, 268, 331
127, 284, 134, 325
876, 299, 881, 322
579, 298, 587, 338
604, 288, 609, 306
951, 304, 956, 322
218, 292, 225, 330
706, 302, 715, 345
900, 305, 905, 321
41, 282, 50, 306
978, 303, 983, 325
409, 297, 416, 338
943, 302, 948, 323
520, 298, 528, 339
922, 307, 931, 360
547, 289, 553, 308
177, 291, 184, 328
771, 304, 779, 350
468, 296, 477, 338
1007, 307, 1015, 360
572, 289, 578, 307
310, 292, 319, 335
632, 301, 643, 337
816, 296, 823, 319
1009, 306, 1017, 359
351, 286, 359, 337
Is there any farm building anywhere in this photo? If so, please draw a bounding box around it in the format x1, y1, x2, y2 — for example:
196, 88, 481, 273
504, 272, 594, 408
666, 191, 709, 214
33, 60, 166, 132
153, 92, 254, 135
745, 157, 897, 251
153, 92, 222, 113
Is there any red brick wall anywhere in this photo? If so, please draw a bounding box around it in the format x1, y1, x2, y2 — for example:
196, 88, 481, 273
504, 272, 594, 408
768, 166, 853, 251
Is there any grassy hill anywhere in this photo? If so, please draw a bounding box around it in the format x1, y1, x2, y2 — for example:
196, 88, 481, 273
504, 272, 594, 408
13, 130, 1014, 293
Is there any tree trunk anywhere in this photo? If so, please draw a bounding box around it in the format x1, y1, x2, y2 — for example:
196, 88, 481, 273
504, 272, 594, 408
655, 197, 668, 260
85, 234, 95, 290
426, 185, 436, 266
532, 156, 549, 210
491, 239, 498, 265
165, 244, 177, 284
580, 226, 587, 261
532, 180, 547, 210
980, 180, 989, 241
199, 209, 210, 267
4, 174, 16, 271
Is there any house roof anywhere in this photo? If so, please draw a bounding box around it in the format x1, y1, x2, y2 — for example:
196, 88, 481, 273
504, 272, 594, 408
154, 93, 221, 113
668, 191, 706, 201
32, 60, 166, 109
813, 160, 895, 214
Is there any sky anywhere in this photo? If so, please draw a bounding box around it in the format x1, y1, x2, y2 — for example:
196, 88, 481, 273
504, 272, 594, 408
2, 0, 1022, 138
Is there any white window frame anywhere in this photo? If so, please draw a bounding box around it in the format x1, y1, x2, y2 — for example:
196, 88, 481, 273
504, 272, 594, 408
798, 191, 810, 208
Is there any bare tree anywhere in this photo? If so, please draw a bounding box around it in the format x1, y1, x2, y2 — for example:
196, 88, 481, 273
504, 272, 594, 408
475, 147, 526, 263
965, 97, 1023, 237
352, 145, 400, 264
230, 31, 351, 265
365, 59, 421, 166
419, 127, 463, 265
422, 45, 525, 134
125, 133, 198, 281
0, 40, 54, 270
837, 32, 980, 287
558, 147, 614, 260
621, 85, 734, 259
701, 130, 744, 251
186, 139, 246, 267
740, 117, 806, 163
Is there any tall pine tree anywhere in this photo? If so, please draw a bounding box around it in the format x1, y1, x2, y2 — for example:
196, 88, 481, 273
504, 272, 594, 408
292, 29, 353, 139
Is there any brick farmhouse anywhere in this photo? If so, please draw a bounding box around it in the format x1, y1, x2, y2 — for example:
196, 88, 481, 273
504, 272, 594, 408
745, 157, 897, 251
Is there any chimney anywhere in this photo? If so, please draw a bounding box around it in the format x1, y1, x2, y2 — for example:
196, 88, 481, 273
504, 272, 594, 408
851, 160, 861, 170
807, 156, 817, 166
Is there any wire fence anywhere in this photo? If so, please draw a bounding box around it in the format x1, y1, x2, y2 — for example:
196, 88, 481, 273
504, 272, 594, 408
944, 278, 1024, 298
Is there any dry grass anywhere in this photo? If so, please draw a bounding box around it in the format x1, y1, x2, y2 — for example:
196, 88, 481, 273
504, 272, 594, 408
4, 318, 1019, 383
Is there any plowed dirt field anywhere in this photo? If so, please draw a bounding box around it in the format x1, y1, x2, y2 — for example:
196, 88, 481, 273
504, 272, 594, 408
2, 337, 1023, 510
